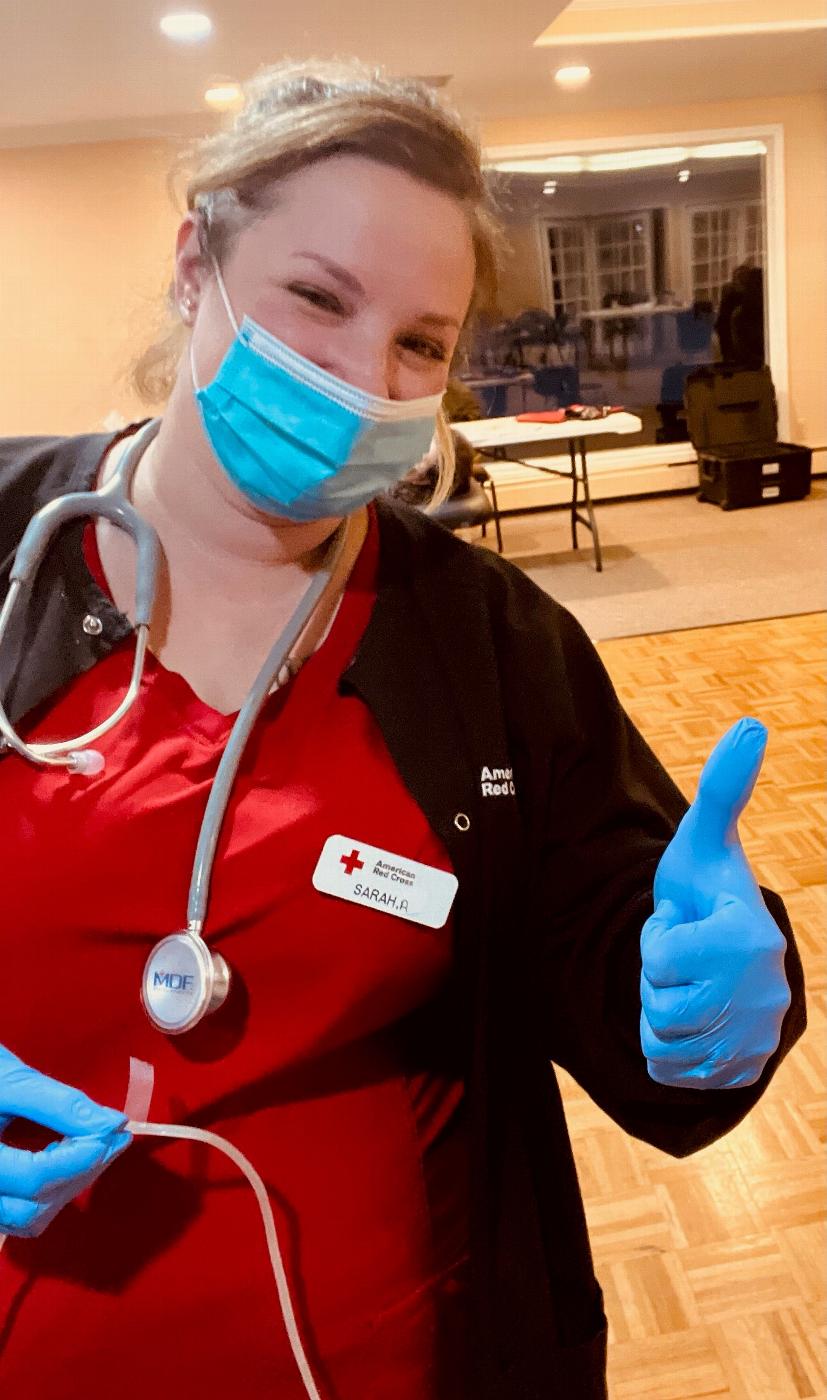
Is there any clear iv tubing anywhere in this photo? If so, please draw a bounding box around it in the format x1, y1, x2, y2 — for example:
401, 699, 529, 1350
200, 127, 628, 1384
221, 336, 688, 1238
126, 1120, 325, 1400
0, 1121, 326, 1395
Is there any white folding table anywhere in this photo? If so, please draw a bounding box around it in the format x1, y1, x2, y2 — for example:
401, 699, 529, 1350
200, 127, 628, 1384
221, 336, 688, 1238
459, 412, 643, 571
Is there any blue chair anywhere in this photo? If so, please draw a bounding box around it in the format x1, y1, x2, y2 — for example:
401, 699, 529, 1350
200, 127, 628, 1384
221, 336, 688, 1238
656, 362, 696, 443
477, 383, 510, 417
676, 305, 715, 356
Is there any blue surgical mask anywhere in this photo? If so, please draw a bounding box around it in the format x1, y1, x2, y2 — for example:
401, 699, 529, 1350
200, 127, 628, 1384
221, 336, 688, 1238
190, 258, 444, 522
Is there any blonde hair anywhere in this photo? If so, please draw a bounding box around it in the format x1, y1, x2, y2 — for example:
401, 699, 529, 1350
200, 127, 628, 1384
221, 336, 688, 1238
128, 56, 507, 509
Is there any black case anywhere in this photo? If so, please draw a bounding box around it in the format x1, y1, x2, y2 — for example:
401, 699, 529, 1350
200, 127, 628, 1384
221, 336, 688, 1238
684, 365, 812, 510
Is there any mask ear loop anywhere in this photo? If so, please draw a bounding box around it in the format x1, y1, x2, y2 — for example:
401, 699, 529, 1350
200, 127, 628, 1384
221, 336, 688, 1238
211, 254, 240, 334
189, 254, 241, 395
189, 336, 202, 395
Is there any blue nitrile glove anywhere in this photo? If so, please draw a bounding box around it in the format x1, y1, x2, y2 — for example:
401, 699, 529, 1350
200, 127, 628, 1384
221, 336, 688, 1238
640, 717, 792, 1090
0, 1044, 131, 1238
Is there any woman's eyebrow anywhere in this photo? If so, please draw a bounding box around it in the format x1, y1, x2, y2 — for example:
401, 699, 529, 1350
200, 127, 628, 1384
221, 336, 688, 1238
290, 251, 364, 296
287, 252, 460, 329
416, 311, 461, 330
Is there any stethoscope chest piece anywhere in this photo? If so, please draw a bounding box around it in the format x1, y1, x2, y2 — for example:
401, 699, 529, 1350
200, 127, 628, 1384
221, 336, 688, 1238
0, 415, 351, 1038
141, 931, 231, 1034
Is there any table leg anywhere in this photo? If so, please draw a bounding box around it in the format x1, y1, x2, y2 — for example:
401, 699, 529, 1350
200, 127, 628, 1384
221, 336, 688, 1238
579, 439, 603, 572
475, 439, 604, 571
568, 440, 580, 550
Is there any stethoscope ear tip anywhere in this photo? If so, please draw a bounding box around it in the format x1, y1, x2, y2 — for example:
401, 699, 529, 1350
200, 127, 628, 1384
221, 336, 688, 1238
67, 748, 106, 776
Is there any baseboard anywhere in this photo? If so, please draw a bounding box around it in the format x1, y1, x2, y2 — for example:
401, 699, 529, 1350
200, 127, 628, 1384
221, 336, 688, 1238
484, 442, 825, 511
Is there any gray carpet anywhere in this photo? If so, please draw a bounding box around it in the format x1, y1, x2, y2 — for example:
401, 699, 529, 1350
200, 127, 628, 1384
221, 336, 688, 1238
500, 480, 826, 641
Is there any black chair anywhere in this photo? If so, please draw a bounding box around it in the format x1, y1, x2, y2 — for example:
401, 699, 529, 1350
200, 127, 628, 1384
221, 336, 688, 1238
507, 308, 558, 366
532, 364, 581, 407
429, 462, 504, 553
550, 310, 588, 368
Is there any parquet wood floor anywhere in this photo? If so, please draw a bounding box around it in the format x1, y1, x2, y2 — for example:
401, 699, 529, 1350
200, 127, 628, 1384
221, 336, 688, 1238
562, 610, 827, 1398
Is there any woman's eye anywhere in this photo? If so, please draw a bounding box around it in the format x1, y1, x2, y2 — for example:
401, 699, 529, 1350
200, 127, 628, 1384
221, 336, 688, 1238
403, 337, 448, 362
290, 286, 446, 361
291, 285, 342, 312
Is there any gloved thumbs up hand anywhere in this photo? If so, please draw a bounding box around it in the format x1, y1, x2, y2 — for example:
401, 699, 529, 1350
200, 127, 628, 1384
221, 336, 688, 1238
640, 717, 792, 1090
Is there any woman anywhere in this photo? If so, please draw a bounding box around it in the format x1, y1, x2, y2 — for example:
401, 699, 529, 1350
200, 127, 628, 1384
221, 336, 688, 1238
0, 59, 805, 1400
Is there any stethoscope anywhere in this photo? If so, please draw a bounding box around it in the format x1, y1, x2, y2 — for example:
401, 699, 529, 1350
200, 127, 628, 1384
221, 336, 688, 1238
0, 417, 352, 1034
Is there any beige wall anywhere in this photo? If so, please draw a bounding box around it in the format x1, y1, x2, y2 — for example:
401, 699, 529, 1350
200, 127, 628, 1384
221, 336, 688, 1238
0, 88, 824, 446
0, 139, 179, 436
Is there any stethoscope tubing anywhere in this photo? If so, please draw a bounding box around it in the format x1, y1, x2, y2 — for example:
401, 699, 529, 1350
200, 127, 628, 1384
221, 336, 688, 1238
0, 419, 163, 765
185, 511, 348, 930
0, 417, 351, 938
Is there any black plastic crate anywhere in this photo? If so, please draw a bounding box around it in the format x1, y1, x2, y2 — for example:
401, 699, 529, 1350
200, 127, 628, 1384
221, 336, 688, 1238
686, 365, 812, 510
696, 444, 812, 510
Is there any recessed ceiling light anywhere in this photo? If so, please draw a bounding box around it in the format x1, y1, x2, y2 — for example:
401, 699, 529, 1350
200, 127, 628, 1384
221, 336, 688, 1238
160, 11, 213, 42
554, 65, 591, 89
204, 81, 243, 111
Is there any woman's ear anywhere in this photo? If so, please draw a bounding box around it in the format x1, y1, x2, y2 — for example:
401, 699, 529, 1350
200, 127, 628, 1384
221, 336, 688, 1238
173, 214, 208, 319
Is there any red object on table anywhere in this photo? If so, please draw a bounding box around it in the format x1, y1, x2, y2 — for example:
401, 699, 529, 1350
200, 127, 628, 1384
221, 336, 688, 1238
515, 406, 625, 424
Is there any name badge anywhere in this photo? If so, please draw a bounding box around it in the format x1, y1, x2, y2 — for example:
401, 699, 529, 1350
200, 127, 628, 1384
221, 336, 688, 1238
312, 835, 458, 929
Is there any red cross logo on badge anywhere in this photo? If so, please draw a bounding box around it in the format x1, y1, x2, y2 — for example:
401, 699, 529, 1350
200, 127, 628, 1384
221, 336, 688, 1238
340, 848, 364, 877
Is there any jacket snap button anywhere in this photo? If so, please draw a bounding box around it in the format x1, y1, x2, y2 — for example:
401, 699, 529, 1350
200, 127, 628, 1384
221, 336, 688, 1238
82, 614, 103, 636
454, 813, 471, 832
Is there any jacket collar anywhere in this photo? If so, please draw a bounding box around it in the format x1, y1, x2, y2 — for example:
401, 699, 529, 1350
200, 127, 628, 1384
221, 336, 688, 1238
29, 421, 155, 511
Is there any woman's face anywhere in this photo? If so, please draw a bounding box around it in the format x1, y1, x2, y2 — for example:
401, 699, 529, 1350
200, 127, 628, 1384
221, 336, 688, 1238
177, 153, 477, 403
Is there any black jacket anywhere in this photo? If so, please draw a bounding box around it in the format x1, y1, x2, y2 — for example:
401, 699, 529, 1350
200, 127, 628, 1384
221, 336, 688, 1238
0, 424, 807, 1399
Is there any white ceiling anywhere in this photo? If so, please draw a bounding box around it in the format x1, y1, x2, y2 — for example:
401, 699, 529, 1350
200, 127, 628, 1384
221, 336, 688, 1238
0, 1, 824, 149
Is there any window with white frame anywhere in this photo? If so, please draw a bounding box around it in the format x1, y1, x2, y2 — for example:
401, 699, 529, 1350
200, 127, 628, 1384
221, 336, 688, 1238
592, 213, 653, 305
744, 202, 765, 266
545, 223, 590, 319
688, 202, 765, 304
544, 211, 654, 316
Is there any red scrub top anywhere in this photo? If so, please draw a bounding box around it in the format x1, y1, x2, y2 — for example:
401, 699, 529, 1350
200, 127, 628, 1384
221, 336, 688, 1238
0, 493, 471, 1399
